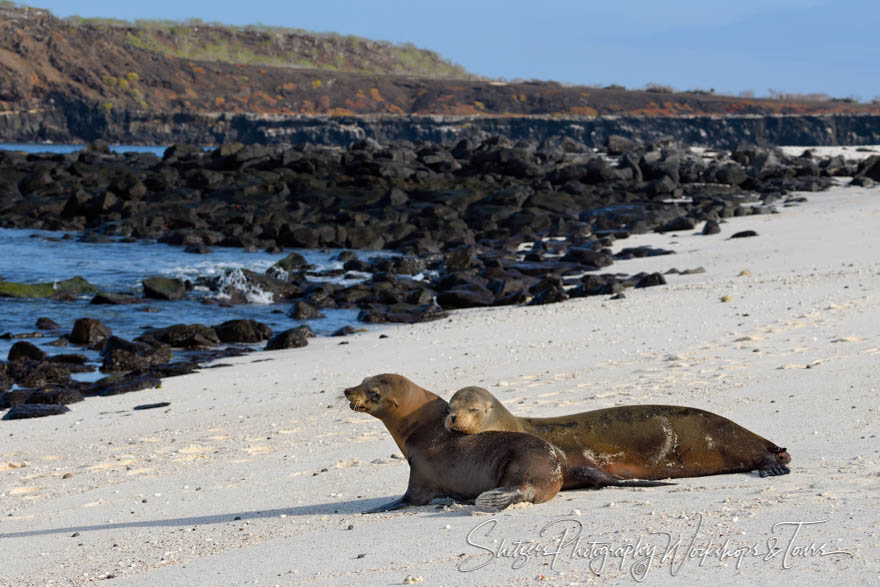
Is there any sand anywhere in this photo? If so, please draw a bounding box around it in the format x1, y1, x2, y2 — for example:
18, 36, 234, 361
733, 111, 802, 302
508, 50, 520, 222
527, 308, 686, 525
1, 177, 879, 585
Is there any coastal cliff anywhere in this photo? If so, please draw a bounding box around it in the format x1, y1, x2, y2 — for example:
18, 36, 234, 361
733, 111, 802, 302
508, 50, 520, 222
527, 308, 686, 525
2, 108, 879, 149
2, 5, 879, 148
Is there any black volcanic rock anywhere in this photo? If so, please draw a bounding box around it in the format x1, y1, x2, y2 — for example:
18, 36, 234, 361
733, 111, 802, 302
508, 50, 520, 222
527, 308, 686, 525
357, 303, 448, 324
3, 404, 71, 420
605, 135, 637, 155
7, 360, 72, 388
332, 326, 357, 337
634, 273, 667, 288
702, 220, 722, 235
87, 372, 162, 396
69, 318, 112, 346
142, 277, 187, 300
100, 336, 173, 372
26, 387, 85, 405
436, 282, 495, 308
140, 324, 220, 349
560, 247, 614, 267
8, 341, 47, 362
273, 251, 310, 272
656, 217, 695, 233
35, 317, 61, 330
528, 278, 569, 305
90, 292, 141, 305
213, 319, 273, 343
289, 301, 325, 320
264, 329, 310, 351
855, 155, 880, 181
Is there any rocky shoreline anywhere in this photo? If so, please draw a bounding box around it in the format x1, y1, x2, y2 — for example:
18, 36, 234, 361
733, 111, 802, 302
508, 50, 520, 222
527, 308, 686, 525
2, 135, 879, 419
4, 112, 880, 149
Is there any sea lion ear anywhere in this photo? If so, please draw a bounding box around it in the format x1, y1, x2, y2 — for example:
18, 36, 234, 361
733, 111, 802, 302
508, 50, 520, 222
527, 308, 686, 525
391, 399, 399, 408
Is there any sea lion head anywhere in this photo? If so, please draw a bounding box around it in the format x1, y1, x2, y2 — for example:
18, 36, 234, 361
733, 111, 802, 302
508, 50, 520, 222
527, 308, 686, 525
343, 373, 409, 418
445, 386, 496, 434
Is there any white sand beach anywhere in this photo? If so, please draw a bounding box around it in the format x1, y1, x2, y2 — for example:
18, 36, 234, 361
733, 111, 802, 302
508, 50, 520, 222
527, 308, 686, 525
1, 177, 879, 585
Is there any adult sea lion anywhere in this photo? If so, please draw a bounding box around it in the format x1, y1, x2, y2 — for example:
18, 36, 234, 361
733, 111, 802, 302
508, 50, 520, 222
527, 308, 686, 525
344, 373, 563, 511
445, 387, 791, 482
343, 374, 667, 512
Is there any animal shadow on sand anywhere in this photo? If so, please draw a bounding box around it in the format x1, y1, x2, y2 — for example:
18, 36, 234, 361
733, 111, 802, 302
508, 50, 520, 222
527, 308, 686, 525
0, 496, 492, 539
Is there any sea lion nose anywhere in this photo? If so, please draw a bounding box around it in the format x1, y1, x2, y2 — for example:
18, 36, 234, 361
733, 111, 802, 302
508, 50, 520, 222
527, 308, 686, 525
343, 388, 352, 398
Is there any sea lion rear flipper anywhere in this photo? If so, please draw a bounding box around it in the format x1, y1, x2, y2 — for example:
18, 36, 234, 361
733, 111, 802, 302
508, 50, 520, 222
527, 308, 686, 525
610, 479, 675, 488
567, 466, 674, 489
758, 464, 791, 477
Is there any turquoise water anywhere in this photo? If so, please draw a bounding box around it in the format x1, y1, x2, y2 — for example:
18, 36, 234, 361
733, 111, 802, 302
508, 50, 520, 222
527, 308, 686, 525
0, 227, 386, 372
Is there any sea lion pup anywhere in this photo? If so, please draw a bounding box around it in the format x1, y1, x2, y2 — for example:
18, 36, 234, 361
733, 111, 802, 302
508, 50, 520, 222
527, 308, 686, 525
344, 373, 566, 512
445, 386, 791, 482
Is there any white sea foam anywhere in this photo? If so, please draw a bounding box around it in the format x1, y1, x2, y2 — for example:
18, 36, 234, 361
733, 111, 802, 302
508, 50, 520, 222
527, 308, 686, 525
210, 267, 277, 305
164, 260, 274, 279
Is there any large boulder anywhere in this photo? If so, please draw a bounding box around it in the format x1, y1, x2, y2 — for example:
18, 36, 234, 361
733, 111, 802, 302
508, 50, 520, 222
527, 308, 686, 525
272, 251, 311, 274
357, 303, 448, 324
25, 388, 85, 405
140, 324, 220, 349
100, 336, 173, 372
87, 372, 162, 396
560, 247, 614, 267
35, 317, 61, 330
436, 282, 495, 309
855, 155, 880, 181
7, 341, 47, 362
6, 361, 71, 388
142, 277, 187, 300
69, 318, 112, 346
213, 319, 273, 343
264, 329, 310, 351
289, 301, 325, 320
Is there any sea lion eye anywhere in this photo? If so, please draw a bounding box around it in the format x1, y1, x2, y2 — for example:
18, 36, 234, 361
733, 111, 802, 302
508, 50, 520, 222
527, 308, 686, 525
368, 390, 380, 401
470, 408, 480, 413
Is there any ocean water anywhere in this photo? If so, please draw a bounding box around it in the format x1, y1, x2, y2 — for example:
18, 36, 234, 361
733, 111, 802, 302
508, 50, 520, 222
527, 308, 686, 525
0, 227, 391, 375
1, 144, 401, 380
1, 143, 169, 156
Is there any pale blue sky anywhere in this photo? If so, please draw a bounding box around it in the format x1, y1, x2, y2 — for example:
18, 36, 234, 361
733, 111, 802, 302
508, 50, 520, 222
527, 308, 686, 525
17, 0, 880, 100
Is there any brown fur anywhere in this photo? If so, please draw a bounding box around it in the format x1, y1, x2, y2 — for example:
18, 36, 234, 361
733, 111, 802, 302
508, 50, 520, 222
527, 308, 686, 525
446, 386, 791, 482
344, 374, 565, 512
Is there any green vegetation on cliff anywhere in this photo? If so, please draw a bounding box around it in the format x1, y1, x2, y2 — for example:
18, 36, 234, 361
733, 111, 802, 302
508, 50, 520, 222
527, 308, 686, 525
63, 13, 475, 79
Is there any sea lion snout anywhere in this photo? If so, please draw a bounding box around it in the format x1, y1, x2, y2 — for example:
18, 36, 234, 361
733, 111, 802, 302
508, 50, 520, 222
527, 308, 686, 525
343, 375, 403, 415
343, 385, 370, 412
444, 409, 478, 433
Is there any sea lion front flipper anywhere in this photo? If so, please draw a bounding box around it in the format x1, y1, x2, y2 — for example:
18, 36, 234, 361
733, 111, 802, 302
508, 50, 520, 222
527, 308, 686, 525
474, 486, 531, 510
567, 466, 674, 489
758, 464, 791, 477
364, 484, 438, 513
